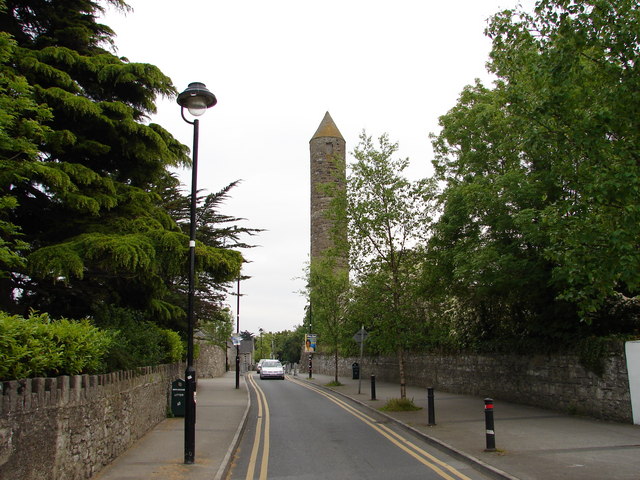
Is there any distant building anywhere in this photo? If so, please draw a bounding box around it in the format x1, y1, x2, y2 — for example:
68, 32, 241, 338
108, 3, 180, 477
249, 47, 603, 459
227, 338, 254, 373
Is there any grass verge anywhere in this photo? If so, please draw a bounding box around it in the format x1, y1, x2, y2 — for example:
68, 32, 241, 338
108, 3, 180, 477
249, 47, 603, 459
379, 398, 422, 412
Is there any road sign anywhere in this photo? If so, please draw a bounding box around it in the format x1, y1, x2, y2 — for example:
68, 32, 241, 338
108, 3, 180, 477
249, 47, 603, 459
231, 335, 242, 346
353, 328, 368, 344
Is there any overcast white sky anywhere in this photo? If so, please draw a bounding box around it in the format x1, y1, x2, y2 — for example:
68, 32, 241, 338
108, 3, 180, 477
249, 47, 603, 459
100, 0, 535, 335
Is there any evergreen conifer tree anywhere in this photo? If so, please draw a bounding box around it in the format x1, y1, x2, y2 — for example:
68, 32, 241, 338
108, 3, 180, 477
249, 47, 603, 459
0, 0, 242, 328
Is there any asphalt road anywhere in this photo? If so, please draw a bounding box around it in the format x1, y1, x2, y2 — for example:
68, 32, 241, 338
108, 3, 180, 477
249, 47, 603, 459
227, 374, 493, 480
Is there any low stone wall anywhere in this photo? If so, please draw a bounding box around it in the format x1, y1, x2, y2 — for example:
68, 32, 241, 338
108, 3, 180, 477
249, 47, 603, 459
312, 349, 633, 423
0, 363, 184, 480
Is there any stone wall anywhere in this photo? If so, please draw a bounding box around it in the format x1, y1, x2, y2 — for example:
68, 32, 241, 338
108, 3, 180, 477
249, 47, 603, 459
0, 363, 183, 480
196, 341, 227, 378
312, 348, 633, 423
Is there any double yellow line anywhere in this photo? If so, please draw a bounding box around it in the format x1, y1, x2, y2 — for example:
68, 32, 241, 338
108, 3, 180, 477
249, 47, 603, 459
245, 374, 270, 480
290, 378, 473, 480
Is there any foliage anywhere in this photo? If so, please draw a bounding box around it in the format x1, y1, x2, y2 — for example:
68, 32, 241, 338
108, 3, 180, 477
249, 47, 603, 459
0, 0, 243, 330
346, 132, 436, 274
343, 132, 437, 397
254, 328, 305, 364
306, 257, 351, 382
161, 181, 260, 332
161, 328, 184, 363
426, 0, 640, 348
199, 307, 234, 349
93, 306, 183, 371
0, 310, 113, 380
487, 0, 640, 318
254, 329, 269, 360
282, 327, 306, 364
0, 29, 49, 276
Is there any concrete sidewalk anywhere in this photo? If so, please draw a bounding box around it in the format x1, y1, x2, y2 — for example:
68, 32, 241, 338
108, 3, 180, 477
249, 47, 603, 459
303, 373, 640, 480
92, 372, 249, 480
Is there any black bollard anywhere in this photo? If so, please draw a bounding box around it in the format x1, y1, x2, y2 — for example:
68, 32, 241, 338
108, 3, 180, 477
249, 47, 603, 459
370, 374, 377, 400
427, 387, 436, 426
484, 398, 496, 452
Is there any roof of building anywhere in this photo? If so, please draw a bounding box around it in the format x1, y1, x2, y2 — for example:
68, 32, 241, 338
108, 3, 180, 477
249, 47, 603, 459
310, 111, 344, 141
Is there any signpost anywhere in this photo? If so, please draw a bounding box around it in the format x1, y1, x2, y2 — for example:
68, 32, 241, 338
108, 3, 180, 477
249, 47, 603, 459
353, 326, 368, 394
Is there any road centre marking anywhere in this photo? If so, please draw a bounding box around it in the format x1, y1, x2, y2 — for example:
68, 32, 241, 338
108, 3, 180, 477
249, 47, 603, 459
290, 378, 473, 480
245, 374, 270, 480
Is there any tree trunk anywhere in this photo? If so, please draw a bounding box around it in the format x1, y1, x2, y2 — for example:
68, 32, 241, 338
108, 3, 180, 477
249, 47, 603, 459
398, 348, 406, 399
334, 347, 339, 383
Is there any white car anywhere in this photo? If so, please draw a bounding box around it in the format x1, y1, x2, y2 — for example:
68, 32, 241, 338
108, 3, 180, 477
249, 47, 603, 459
259, 360, 285, 380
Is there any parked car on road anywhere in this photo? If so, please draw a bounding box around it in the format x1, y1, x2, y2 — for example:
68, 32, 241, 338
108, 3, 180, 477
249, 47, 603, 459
259, 360, 285, 380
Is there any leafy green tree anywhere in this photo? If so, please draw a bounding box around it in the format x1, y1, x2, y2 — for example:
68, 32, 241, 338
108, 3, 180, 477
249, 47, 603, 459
344, 132, 436, 398
429, 0, 640, 343
199, 307, 234, 350
428, 79, 578, 347
350, 250, 430, 355
274, 327, 305, 365
306, 257, 350, 383
0, 0, 242, 328
487, 0, 640, 320
254, 328, 268, 360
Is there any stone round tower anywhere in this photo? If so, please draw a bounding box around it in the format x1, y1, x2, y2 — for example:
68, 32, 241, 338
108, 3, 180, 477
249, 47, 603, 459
309, 112, 346, 262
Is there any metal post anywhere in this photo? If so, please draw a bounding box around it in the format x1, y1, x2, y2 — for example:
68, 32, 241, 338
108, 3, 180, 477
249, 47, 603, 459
358, 324, 364, 394
370, 374, 376, 401
427, 387, 436, 426
308, 353, 313, 379
484, 398, 496, 451
184, 118, 199, 465
235, 277, 240, 389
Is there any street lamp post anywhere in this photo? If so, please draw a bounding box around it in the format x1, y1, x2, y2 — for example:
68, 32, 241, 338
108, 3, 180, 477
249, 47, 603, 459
236, 276, 240, 389
177, 82, 217, 465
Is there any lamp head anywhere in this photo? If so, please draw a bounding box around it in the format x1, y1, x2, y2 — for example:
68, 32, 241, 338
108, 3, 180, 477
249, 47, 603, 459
177, 82, 217, 116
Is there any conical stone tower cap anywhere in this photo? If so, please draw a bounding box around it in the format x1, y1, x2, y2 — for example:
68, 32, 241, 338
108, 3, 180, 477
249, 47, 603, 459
310, 111, 344, 141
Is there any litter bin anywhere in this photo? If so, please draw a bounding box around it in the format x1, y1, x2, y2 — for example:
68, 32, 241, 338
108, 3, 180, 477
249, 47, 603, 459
171, 379, 186, 417
352, 362, 360, 380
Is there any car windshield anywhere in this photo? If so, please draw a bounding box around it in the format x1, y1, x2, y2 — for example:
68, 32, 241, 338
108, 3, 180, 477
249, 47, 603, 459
262, 360, 281, 368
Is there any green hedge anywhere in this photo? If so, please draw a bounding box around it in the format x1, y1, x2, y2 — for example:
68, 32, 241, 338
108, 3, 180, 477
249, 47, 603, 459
0, 311, 113, 380
0, 308, 186, 381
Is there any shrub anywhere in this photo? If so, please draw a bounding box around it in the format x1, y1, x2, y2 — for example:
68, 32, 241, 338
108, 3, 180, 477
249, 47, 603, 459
0, 311, 113, 380
94, 306, 184, 370
160, 328, 184, 363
